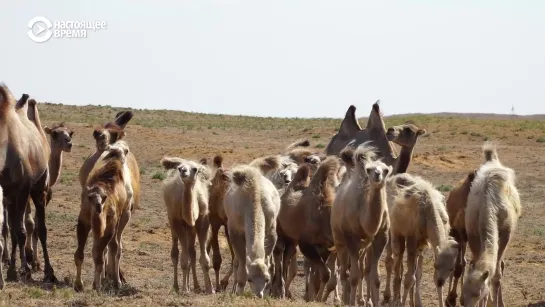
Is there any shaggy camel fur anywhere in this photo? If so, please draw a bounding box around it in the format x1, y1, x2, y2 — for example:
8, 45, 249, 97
249, 155, 299, 192
388, 173, 459, 307
0, 85, 50, 282
274, 157, 340, 300
74, 145, 132, 292
328, 143, 392, 306
206, 155, 235, 291
78, 112, 140, 283
462, 142, 521, 307
24, 122, 74, 272
162, 156, 214, 294
445, 170, 477, 307
223, 165, 281, 298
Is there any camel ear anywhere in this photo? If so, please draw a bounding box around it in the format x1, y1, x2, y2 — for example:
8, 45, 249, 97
199, 158, 208, 165
468, 169, 477, 182
69, 130, 74, 137
161, 157, 182, 170
92, 129, 101, 140
417, 129, 426, 136
435, 246, 441, 255
480, 270, 489, 281
44, 126, 52, 134
101, 194, 108, 204
386, 165, 393, 176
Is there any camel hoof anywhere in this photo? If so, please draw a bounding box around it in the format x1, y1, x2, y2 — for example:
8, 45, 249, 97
74, 280, 84, 292
0, 280, 4, 290
446, 293, 457, 307
219, 280, 229, 291
119, 268, 127, 284
43, 270, 58, 283
21, 270, 32, 282
194, 286, 203, 294
6, 267, 18, 281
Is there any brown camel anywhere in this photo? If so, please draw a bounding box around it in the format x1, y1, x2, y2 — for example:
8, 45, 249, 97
162, 156, 214, 294
327, 143, 392, 306
274, 157, 340, 301
0, 86, 53, 283
74, 146, 132, 292
24, 122, 74, 272
445, 170, 477, 307
78, 112, 140, 283
462, 142, 521, 307
206, 155, 235, 291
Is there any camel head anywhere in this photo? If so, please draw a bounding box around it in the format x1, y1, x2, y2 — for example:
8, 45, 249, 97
385, 123, 426, 148
161, 157, 208, 183
246, 257, 270, 298
45, 122, 74, 152
433, 239, 460, 288
365, 160, 392, 187
279, 161, 298, 185
85, 185, 108, 214
462, 266, 490, 307
93, 127, 126, 151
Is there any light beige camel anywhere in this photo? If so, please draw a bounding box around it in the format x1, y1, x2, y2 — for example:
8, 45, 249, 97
78, 112, 141, 284
249, 155, 299, 192
274, 157, 340, 300
0, 85, 50, 282
328, 143, 392, 306
161, 156, 214, 294
388, 172, 459, 307
462, 142, 521, 307
74, 145, 132, 292
223, 165, 281, 298
24, 122, 74, 272
206, 155, 235, 291
445, 170, 477, 307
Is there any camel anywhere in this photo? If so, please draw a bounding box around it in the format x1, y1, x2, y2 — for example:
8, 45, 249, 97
0, 85, 51, 282
78, 112, 140, 283
273, 157, 340, 301
223, 165, 281, 298
249, 154, 299, 193
327, 143, 392, 306
73, 145, 133, 292
445, 170, 477, 307
387, 172, 459, 307
462, 142, 521, 307
161, 156, 214, 294
24, 122, 74, 272
206, 155, 236, 292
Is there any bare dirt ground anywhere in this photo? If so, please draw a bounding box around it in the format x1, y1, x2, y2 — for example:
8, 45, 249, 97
0, 103, 544, 306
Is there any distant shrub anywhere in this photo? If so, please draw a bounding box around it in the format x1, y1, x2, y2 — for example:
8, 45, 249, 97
152, 172, 166, 180
437, 184, 453, 192
537, 137, 545, 143
315, 143, 325, 149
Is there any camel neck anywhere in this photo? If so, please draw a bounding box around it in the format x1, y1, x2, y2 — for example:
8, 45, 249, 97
181, 181, 197, 226
48, 147, 64, 187
394, 146, 414, 174
363, 186, 387, 235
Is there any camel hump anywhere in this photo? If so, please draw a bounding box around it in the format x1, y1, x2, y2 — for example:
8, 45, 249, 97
249, 155, 281, 173
338, 105, 362, 135
284, 139, 310, 153
293, 164, 311, 183
366, 99, 386, 130
0, 83, 16, 113
387, 173, 417, 189
231, 166, 262, 207
113, 111, 134, 129
213, 155, 223, 168
354, 141, 378, 167
482, 141, 499, 162
15, 93, 30, 109
340, 146, 355, 166
313, 156, 340, 183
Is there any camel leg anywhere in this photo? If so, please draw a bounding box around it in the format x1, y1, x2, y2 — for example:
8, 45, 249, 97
493, 229, 511, 307
414, 252, 425, 307
92, 229, 114, 291
74, 217, 91, 292
7, 209, 18, 281
284, 242, 297, 298
303, 257, 311, 301
366, 230, 388, 307
115, 210, 130, 286
263, 221, 278, 297
106, 230, 120, 288
24, 201, 37, 271
7, 189, 32, 282
209, 218, 222, 291
30, 188, 56, 283
336, 246, 351, 305
177, 223, 190, 293
110, 209, 130, 289
384, 235, 394, 304
220, 226, 234, 290
184, 225, 201, 293
272, 235, 285, 298
2, 206, 9, 266
347, 243, 363, 307
402, 236, 417, 307
170, 225, 180, 292
229, 228, 247, 295
298, 243, 330, 302
356, 250, 365, 306
447, 230, 466, 307
392, 234, 405, 305
0, 220, 3, 290
196, 216, 214, 294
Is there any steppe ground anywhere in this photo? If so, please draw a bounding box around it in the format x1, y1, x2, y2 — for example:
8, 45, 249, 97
0, 103, 544, 307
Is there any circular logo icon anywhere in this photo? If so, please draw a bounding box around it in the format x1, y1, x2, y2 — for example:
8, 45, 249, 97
27, 16, 53, 43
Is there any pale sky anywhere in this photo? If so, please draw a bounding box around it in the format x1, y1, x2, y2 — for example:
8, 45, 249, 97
2, 1, 545, 117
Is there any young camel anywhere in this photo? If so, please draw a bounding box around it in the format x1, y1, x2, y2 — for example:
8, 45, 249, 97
24, 122, 74, 272
462, 142, 521, 307
388, 173, 459, 307
206, 155, 235, 291
223, 165, 281, 298
74, 145, 132, 292
445, 170, 477, 307
0, 86, 50, 282
274, 157, 340, 301
161, 156, 214, 294
329, 143, 392, 306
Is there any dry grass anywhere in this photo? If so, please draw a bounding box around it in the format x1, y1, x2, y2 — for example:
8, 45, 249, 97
1, 103, 544, 306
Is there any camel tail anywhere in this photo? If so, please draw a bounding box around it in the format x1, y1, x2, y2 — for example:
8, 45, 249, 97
284, 139, 310, 153
213, 155, 223, 168
482, 141, 499, 163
